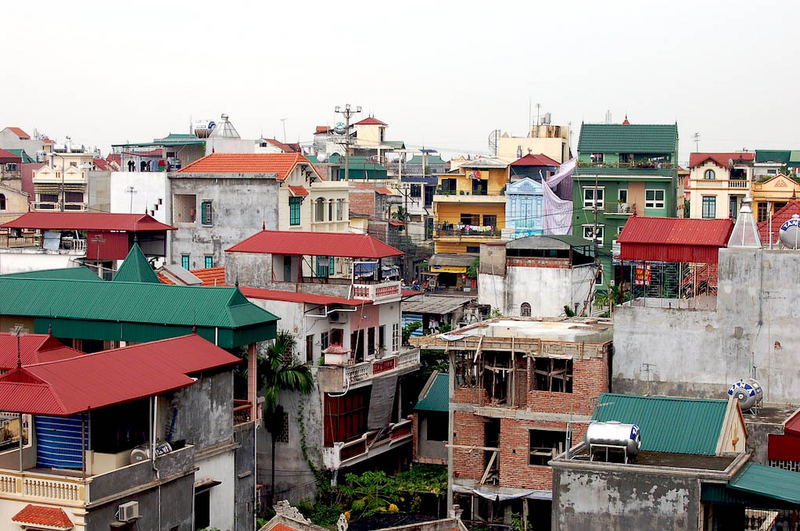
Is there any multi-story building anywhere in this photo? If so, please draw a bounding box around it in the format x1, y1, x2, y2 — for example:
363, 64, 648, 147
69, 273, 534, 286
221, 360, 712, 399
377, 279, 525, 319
32, 143, 95, 212
0, 149, 30, 225
752, 149, 800, 180
224, 230, 420, 502
0, 334, 254, 530
687, 152, 754, 220
573, 120, 679, 285
0, 127, 45, 161
497, 122, 571, 164
169, 152, 348, 269
411, 317, 612, 529
751, 173, 800, 223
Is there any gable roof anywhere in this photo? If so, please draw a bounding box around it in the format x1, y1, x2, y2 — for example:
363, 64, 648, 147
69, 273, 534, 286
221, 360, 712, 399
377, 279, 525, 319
355, 117, 387, 126
689, 152, 755, 169
758, 200, 800, 245
261, 138, 301, 153
756, 150, 792, 164
2, 212, 176, 232
510, 153, 560, 167
415, 372, 448, 412
592, 393, 729, 455
0, 148, 22, 164
618, 217, 733, 247
12, 504, 73, 530
578, 123, 678, 153
0, 335, 241, 416
5, 127, 30, 140
3, 148, 34, 163
728, 462, 800, 505
112, 244, 159, 283
178, 153, 316, 181
92, 157, 110, 171
459, 157, 509, 169
227, 230, 403, 259
0, 266, 101, 281
0, 333, 82, 370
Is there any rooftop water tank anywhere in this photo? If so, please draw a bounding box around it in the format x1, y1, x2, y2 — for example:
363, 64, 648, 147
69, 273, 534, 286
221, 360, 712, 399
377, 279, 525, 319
585, 421, 641, 460
728, 379, 763, 411
779, 214, 800, 249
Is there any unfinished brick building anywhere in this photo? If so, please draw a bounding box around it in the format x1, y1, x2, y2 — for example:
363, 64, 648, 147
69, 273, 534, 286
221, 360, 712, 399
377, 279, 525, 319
412, 317, 612, 528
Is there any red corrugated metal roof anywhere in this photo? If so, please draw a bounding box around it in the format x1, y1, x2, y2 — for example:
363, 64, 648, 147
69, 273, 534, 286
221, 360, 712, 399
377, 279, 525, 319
0, 335, 241, 416
2, 212, 176, 232
375, 187, 394, 195
12, 504, 73, 529
510, 153, 560, 167
288, 185, 309, 196
689, 152, 755, 169
227, 230, 403, 258
0, 148, 21, 163
178, 153, 316, 181
618, 217, 733, 264
355, 117, 387, 126
758, 200, 800, 246
0, 333, 82, 371
240, 287, 369, 306
6, 127, 30, 140
92, 157, 110, 171
784, 409, 800, 436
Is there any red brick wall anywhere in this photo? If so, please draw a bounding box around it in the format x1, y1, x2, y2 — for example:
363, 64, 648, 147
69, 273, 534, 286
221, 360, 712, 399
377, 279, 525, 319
527, 356, 608, 416
349, 189, 376, 217
452, 411, 486, 482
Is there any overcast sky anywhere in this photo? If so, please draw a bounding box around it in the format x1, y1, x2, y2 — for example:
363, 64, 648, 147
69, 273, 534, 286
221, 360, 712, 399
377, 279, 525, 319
3, 0, 798, 163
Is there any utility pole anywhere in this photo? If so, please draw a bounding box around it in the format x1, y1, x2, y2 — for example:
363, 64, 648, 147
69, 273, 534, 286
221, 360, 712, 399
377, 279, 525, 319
126, 185, 137, 213
693, 132, 700, 152
335, 104, 361, 181
280, 118, 288, 143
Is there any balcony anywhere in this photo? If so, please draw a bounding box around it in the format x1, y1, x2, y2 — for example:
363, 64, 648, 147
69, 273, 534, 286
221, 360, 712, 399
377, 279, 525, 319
32, 202, 86, 211
433, 194, 506, 203
322, 417, 413, 470
317, 348, 421, 394
690, 178, 750, 191
434, 225, 501, 239
352, 280, 402, 303
605, 202, 635, 217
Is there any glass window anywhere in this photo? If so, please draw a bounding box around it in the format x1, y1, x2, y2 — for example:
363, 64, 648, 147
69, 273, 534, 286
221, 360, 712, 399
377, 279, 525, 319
200, 200, 212, 225
483, 214, 497, 228
520, 302, 531, 317
0, 194, 6, 210
336, 198, 344, 220
645, 189, 665, 209
704, 169, 715, 180
410, 184, 421, 198
583, 187, 604, 209
181, 254, 190, 270
618, 189, 628, 203
582, 225, 603, 242
204, 255, 213, 268
328, 200, 333, 221
289, 197, 301, 226
702, 196, 716, 218
315, 198, 325, 222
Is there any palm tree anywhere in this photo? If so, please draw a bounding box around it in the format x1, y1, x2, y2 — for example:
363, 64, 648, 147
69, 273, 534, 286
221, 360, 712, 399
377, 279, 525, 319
261, 330, 314, 505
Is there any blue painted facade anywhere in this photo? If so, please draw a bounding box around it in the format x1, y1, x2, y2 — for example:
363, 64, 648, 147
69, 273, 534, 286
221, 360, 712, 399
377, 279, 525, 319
505, 177, 544, 239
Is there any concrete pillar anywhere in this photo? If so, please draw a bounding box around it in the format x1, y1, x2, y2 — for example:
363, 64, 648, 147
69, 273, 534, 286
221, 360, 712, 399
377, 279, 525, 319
248, 343, 258, 421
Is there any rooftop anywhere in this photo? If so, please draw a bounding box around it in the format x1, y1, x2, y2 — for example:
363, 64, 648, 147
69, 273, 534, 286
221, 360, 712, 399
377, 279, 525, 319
177, 153, 316, 181
239, 287, 369, 307
458, 157, 509, 170
1, 212, 176, 232
510, 153, 560, 167
689, 152, 755, 169
354, 116, 387, 126
506, 234, 595, 251
0, 334, 241, 416
758, 200, 800, 245
112, 243, 159, 283
401, 294, 472, 315
438, 317, 612, 344
5, 127, 30, 140
12, 505, 73, 530
414, 372, 448, 413
578, 123, 679, 154
618, 217, 733, 247
0, 333, 82, 370
0, 148, 21, 164
227, 230, 403, 259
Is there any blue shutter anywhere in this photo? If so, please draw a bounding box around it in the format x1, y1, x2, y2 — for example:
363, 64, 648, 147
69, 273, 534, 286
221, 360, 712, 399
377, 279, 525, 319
35, 415, 87, 469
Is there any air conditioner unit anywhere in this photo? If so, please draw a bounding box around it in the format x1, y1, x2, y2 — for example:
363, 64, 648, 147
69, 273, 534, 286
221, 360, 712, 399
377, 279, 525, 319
118, 501, 140, 522
328, 312, 346, 323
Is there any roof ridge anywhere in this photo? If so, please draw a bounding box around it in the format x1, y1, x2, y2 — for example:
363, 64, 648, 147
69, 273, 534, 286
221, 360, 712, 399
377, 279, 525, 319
601, 392, 726, 403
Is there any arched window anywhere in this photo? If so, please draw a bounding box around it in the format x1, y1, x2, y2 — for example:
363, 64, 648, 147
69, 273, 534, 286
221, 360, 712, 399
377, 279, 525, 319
0, 194, 6, 210
520, 302, 531, 317
315, 198, 326, 222
704, 169, 715, 180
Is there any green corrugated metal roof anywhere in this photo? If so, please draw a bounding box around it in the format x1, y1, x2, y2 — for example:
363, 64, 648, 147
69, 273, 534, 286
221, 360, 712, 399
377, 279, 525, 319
0, 267, 101, 281
789, 151, 800, 165
5, 149, 34, 163
0, 277, 278, 330
415, 373, 448, 412
729, 462, 800, 505
112, 243, 159, 283
755, 150, 791, 163
578, 124, 678, 154
592, 393, 727, 455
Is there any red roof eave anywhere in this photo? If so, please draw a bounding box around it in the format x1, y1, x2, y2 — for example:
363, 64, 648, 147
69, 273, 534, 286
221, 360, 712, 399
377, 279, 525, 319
226, 230, 403, 259
1, 212, 177, 232
240, 287, 370, 307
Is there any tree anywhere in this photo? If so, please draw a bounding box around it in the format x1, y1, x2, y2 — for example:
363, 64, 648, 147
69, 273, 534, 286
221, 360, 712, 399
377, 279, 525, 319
261, 330, 314, 505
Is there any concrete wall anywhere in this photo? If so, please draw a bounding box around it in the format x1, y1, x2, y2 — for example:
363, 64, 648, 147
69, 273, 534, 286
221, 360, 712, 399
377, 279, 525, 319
0, 250, 82, 274
86, 171, 110, 213
109, 171, 168, 222
234, 421, 257, 531
169, 174, 279, 268
196, 451, 236, 531
552, 464, 699, 530
416, 412, 447, 463
614, 248, 800, 403
167, 370, 234, 449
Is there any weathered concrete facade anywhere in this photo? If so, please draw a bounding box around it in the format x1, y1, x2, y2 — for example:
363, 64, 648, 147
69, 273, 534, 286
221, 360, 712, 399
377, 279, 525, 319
614, 247, 800, 403
169, 172, 279, 268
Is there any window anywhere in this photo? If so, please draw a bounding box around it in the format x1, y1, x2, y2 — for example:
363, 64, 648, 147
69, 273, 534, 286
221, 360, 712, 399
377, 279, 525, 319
645, 189, 665, 209
315, 198, 326, 222
704, 169, 715, 180
466, 246, 480, 253
195, 488, 211, 529
426, 412, 448, 442
323, 387, 370, 445
702, 196, 716, 218
181, 254, 190, 270
204, 255, 213, 268
321, 331, 330, 350
460, 213, 480, 226
289, 197, 301, 226
378, 326, 385, 353
64, 191, 83, 203
331, 328, 343, 346
392, 323, 399, 351
306, 334, 314, 364
482, 214, 497, 228
440, 178, 457, 194
316, 256, 330, 278
336, 198, 344, 220
174, 194, 196, 223
410, 184, 422, 198
328, 199, 334, 221
529, 429, 567, 466
0, 194, 5, 210
618, 189, 628, 203
582, 224, 604, 243
617, 224, 626, 235
471, 179, 488, 195
283, 255, 293, 281
590, 153, 604, 163
595, 270, 604, 285
583, 187, 604, 209
275, 410, 290, 443
200, 200, 213, 225
530, 358, 573, 393
368, 327, 376, 356
520, 302, 531, 317
757, 202, 769, 223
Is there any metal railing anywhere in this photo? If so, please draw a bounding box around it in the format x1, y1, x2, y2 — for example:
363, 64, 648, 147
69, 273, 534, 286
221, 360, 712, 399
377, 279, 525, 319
434, 226, 500, 237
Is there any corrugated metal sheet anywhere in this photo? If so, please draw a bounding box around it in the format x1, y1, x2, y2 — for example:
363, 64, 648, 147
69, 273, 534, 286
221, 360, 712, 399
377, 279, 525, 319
618, 217, 733, 264
1, 212, 176, 232
112, 244, 159, 283
592, 393, 727, 455
728, 462, 800, 504
0, 267, 101, 281
87, 230, 129, 261
415, 373, 448, 412
227, 230, 402, 258
0, 333, 81, 370
578, 124, 678, 153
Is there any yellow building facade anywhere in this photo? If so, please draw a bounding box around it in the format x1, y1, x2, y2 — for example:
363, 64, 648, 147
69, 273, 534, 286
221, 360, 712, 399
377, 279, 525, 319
751, 174, 800, 223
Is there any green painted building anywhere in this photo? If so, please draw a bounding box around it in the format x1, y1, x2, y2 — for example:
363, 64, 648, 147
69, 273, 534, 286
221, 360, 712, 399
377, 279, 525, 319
573, 122, 679, 284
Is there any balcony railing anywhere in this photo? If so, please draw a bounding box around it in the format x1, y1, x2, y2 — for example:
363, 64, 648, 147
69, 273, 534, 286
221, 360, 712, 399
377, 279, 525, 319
352, 280, 402, 303
318, 348, 421, 393
322, 418, 413, 469
33, 202, 86, 211
434, 225, 500, 238
691, 178, 750, 189
0, 471, 85, 505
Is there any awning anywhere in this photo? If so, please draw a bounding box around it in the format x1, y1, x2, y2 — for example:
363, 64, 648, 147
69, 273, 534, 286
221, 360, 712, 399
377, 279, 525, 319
453, 484, 552, 501
728, 462, 800, 505
288, 185, 309, 197
12, 504, 74, 529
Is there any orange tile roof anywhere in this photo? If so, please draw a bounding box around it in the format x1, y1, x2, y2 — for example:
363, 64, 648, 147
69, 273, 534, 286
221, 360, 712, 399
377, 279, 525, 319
262, 138, 301, 153
191, 266, 227, 286
273, 524, 300, 531
158, 272, 176, 285
6, 127, 30, 140
288, 185, 309, 196
178, 153, 316, 181
12, 504, 73, 529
